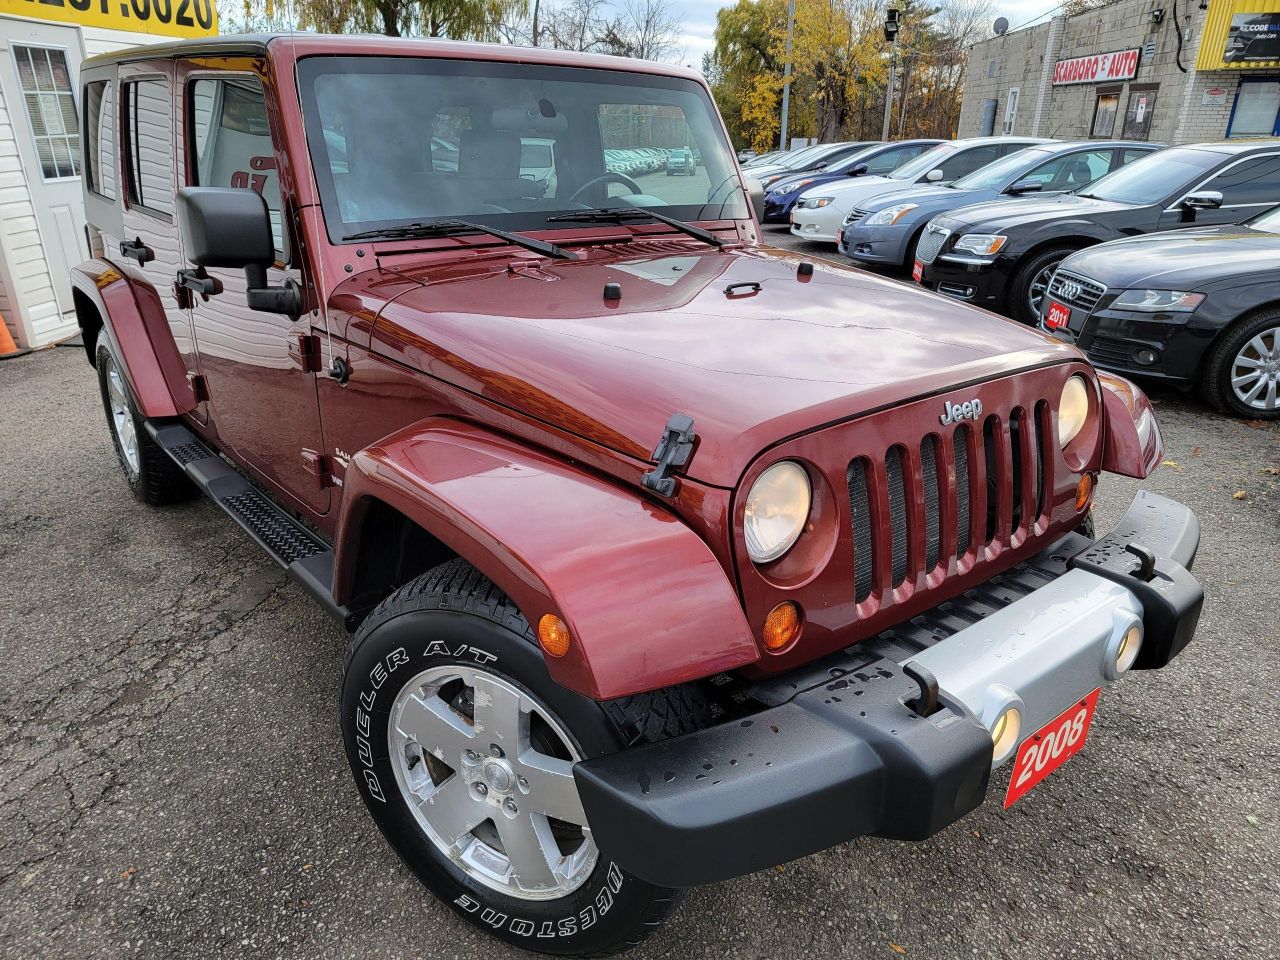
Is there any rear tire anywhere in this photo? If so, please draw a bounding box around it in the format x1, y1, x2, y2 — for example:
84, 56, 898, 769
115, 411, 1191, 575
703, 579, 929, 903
1199, 309, 1280, 419
341, 558, 709, 956
1010, 246, 1078, 325
95, 346, 195, 505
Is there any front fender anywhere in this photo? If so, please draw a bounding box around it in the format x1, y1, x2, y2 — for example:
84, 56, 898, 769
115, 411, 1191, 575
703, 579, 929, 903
335, 419, 759, 700
1098, 372, 1162, 478
71, 260, 197, 417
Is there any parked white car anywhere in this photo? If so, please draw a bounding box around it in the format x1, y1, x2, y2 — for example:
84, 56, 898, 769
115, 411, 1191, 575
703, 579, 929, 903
789, 137, 1047, 243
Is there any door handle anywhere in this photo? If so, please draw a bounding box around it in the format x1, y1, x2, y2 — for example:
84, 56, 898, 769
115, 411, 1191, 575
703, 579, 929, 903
119, 238, 154, 264
176, 268, 223, 298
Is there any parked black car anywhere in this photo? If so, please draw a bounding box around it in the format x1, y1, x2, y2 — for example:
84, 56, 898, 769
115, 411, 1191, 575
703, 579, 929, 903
1041, 205, 1280, 419
917, 141, 1280, 323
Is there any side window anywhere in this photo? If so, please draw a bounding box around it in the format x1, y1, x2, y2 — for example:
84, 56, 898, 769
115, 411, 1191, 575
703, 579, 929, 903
940, 144, 1000, 179
85, 80, 117, 200
188, 77, 283, 254
14, 45, 80, 180
1122, 148, 1151, 165
124, 78, 174, 219
1202, 155, 1280, 206
863, 144, 921, 175
1020, 150, 1112, 190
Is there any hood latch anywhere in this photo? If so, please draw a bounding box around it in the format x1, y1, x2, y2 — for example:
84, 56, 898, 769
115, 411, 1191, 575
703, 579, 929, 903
642, 413, 697, 498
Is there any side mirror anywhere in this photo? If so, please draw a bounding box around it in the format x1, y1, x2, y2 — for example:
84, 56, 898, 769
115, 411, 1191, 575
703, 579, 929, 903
850, 163, 869, 176
1007, 179, 1044, 195
176, 187, 301, 318
815, 162, 829, 170
1183, 190, 1223, 210
926, 168, 944, 182
746, 178, 765, 221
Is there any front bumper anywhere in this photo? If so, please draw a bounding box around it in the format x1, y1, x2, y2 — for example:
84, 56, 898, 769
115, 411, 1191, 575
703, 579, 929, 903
575, 491, 1202, 888
921, 255, 1010, 309
1044, 307, 1211, 386
762, 195, 798, 222
842, 223, 915, 266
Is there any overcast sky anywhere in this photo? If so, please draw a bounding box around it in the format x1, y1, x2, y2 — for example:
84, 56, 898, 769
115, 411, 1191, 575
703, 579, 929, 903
672, 0, 1053, 67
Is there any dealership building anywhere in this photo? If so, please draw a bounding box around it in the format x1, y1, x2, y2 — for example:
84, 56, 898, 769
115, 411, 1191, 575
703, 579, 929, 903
958, 0, 1280, 144
0, 1, 215, 352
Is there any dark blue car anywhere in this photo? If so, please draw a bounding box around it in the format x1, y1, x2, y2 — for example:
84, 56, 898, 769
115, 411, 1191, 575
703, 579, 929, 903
761, 139, 943, 223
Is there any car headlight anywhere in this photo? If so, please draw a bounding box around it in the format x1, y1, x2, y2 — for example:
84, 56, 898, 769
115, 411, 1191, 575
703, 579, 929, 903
800, 197, 833, 208
864, 203, 918, 226
1057, 374, 1091, 447
744, 461, 811, 564
762, 175, 784, 188
953, 234, 1008, 257
1113, 289, 1206, 312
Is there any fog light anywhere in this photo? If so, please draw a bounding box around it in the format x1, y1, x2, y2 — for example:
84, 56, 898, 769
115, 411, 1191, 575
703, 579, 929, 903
1135, 348, 1157, 366
990, 707, 1022, 765
763, 601, 803, 652
1115, 624, 1143, 673
1075, 473, 1094, 511
537, 614, 572, 658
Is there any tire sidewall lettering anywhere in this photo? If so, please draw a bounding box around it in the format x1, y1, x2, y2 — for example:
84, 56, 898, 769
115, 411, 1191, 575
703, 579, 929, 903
451, 862, 625, 941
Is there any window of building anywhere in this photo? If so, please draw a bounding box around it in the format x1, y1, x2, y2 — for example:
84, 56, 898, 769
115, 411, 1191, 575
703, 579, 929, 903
1003, 87, 1020, 134
188, 77, 283, 253
1228, 80, 1280, 138
124, 78, 174, 219
1201, 153, 1280, 206
84, 81, 116, 200
1091, 88, 1121, 138
1121, 86, 1158, 141
14, 45, 80, 181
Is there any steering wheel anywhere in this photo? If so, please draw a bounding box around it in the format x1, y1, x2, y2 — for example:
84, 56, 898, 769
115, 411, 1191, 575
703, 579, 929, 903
569, 172, 643, 204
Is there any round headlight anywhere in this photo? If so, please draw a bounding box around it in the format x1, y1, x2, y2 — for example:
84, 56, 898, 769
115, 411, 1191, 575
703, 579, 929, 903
744, 461, 811, 564
1057, 375, 1090, 448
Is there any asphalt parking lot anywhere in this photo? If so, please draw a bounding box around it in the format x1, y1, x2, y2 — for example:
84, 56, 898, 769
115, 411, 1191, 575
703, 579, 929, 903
2, 250, 1278, 958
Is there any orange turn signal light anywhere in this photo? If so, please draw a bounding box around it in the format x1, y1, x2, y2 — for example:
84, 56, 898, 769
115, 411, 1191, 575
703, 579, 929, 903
537, 614, 572, 658
763, 601, 803, 653
1075, 473, 1094, 511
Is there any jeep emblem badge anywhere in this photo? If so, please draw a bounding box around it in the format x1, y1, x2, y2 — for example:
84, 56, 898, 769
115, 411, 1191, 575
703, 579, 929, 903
940, 398, 983, 425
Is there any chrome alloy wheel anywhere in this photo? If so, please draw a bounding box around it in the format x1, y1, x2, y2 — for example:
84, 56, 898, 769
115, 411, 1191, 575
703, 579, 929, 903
105, 356, 140, 476
1028, 262, 1061, 317
388, 665, 597, 901
1231, 326, 1280, 411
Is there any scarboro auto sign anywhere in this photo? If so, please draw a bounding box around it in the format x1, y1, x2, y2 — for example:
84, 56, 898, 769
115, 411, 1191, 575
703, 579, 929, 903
1052, 48, 1142, 85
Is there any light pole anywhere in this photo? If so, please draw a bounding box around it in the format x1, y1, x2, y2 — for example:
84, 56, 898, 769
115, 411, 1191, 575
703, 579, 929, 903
881, 8, 900, 141
779, 0, 796, 150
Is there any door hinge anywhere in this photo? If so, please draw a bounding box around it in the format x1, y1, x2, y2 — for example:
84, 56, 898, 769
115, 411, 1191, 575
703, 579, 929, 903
301, 449, 336, 489
187, 373, 210, 403
290, 333, 324, 373
641, 413, 697, 498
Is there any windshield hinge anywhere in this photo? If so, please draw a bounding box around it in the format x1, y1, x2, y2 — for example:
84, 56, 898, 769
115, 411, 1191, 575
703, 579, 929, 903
642, 413, 697, 498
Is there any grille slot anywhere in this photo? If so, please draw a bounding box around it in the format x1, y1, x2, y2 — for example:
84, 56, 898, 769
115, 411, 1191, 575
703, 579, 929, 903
1048, 270, 1106, 313
848, 458, 874, 602
915, 225, 949, 264
954, 427, 971, 557
921, 436, 941, 572
885, 447, 909, 586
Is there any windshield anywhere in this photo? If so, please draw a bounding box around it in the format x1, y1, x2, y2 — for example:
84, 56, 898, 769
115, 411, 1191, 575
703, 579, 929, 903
776, 145, 830, 169
1076, 147, 1221, 205
952, 148, 1050, 191
889, 142, 956, 180
1250, 203, 1280, 231
298, 56, 746, 240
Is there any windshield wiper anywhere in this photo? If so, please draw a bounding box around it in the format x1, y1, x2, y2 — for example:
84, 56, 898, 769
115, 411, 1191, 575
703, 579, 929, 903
341, 219, 575, 260
544, 208, 725, 248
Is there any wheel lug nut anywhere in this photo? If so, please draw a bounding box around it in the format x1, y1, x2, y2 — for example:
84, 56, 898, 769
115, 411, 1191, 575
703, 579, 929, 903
465, 749, 478, 762
475, 782, 488, 797
518, 776, 529, 789
504, 799, 517, 814
489, 744, 503, 758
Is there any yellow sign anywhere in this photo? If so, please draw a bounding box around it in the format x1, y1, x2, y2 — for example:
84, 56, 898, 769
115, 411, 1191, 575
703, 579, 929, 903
1196, 0, 1280, 70
0, 0, 218, 38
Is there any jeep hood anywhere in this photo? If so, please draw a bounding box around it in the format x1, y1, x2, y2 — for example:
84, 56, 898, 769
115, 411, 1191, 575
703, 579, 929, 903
944, 194, 1130, 232
1061, 224, 1280, 288
367, 245, 1078, 488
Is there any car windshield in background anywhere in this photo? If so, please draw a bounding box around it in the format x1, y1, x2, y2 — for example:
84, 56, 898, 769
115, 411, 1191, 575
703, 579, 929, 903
888, 143, 955, 180
951, 148, 1047, 191
1075, 147, 1221, 205
1250, 203, 1280, 231
296, 56, 746, 240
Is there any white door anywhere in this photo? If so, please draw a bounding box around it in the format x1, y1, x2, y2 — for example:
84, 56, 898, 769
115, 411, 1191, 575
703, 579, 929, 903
1, 20, 86, 315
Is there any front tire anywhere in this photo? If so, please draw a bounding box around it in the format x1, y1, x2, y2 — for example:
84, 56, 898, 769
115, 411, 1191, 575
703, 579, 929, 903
1010, 246, 1077, 324
341, 559, 708, 956
1200, 309, 1280, 419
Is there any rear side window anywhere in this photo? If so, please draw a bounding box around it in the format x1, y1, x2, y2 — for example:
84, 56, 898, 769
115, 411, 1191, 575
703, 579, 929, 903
85, 80, 116, 200
1022, 149, 1113, 190
939, 144, 999, 179
188, 76, 283, 254
124, 78, 174, 218
1203, 154, 1280, 206
863, 144, 922, 175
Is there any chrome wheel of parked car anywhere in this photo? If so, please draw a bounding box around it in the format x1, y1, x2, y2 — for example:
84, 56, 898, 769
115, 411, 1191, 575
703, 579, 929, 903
388, 663, 597, 901
1230, 325, 1280, 412
1027, 263, 1059, 318
104, 355, 141, 476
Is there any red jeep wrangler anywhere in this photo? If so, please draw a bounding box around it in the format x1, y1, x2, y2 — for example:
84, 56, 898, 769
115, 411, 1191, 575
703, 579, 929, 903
74, 35, 1203, 956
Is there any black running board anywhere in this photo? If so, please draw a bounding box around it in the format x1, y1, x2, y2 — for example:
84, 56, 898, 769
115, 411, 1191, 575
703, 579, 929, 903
145, 420, 361, 631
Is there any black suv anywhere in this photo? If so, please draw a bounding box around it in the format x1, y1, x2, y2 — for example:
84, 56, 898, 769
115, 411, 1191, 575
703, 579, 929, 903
917, 141, 1280, 323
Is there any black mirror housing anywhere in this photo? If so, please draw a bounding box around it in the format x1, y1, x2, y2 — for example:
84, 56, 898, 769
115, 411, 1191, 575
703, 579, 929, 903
177, 187, 275, 269
851, 163, 869, 176
1007, 179, 1044, 195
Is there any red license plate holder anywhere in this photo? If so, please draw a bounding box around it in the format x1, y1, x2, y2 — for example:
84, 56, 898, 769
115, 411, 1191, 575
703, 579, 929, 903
1004, 689, 1101, 808
1045, 300, 1072, 330
912, 260, 924, 283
